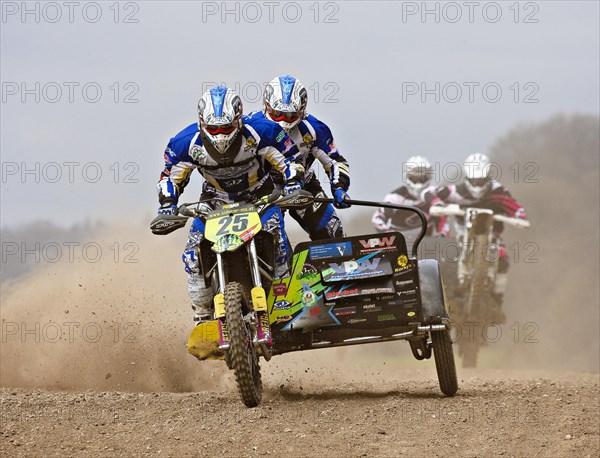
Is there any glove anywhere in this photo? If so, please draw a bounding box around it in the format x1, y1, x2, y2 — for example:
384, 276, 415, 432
158, 204, 177, 215
333, 188, 350, 209
282, 181, 302, 196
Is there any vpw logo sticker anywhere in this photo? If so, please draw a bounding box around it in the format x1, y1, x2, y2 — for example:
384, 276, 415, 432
329, 258, 381, 274
359, 236, 397, 253
322, 255, 393, 282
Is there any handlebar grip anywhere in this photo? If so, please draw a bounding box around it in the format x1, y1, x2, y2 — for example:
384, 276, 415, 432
493, 214, 531, 228
177, 205, 195, 217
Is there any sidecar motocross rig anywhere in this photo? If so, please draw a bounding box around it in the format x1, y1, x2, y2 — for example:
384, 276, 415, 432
152, 193, 458, 406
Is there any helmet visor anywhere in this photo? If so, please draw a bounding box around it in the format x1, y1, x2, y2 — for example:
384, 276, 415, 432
204, 123, 237, 136
407, 170, 433, 185
266, 105, 301, 123
467, 177, 490, 188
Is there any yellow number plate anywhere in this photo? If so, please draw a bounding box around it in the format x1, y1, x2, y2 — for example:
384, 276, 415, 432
205, 205, 262, 243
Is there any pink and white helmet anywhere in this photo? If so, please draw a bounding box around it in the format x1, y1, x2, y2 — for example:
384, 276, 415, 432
464, 153, 492, 198
404, 155, 434, 199
198, 86, 243, 155
263, 75, 308, 132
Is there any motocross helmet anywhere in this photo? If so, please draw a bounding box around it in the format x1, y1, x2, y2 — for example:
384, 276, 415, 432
263, 75, 308, 132
198, 86, 243, 157
404, 155, 434, 199
464, 153, 492, 199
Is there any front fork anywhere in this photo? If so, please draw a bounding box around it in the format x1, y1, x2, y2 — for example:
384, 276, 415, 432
214, 239, 273, 351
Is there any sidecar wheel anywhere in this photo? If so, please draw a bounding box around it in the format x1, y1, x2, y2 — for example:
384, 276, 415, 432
431, 329, 458, 397
224, 281, 262, 407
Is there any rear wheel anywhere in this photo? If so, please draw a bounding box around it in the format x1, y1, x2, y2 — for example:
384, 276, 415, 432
224, 281, 262, 407
431, 330, 458, 397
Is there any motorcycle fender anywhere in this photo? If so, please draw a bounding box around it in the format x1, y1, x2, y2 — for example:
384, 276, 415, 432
214, 293, 225, 318
418, 259, 449, 325
187, 320, 224, 360
251, 287, 267, 312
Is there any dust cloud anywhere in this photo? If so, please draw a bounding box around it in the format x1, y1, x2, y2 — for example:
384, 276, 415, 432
1, 114, 598, 393
0, 225, 232, 392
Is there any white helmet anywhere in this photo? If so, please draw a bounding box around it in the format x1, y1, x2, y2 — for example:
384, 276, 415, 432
404, 155, 434, 199
263, 75, 307, 132
198, 86, 243, 157
464, 153, 492, 198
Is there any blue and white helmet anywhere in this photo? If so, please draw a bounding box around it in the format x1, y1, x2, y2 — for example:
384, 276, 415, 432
464, 153, 492, 199
198, 86, 243, 155
263, 75, 308, 132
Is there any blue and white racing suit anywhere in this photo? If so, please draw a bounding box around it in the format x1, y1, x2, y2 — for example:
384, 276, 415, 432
249, 111, 350, 240
157, 116, 304, 292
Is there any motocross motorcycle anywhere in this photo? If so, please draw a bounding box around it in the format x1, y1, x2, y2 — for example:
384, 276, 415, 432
152, 193, 458, 407
429, 204, 530, 367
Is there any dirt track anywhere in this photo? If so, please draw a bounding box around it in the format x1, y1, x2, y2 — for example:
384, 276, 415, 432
1, 227, 599, 457
1, 370, 598, 458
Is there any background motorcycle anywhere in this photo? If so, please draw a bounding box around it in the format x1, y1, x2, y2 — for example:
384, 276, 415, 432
430, 204, 530, 367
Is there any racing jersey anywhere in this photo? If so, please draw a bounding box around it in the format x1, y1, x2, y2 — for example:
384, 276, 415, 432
158, 115, 303, 204
249, 111, 350, 192
372, 184, 447, 238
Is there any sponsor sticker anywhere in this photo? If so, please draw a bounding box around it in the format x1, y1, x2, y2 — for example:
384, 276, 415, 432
363, 304, 382, 313
360, 286, 395, 295
359, 236, 397, 253
190, 145, 206, 161
301, 284, 317, 307
347, 318, 367, 324
322, 256, 393, 282
377, 314, 396, 322
302, 133, 313, 145
309, 241, 352, 260
324, 288, 359, 300
244, 137, 256, 150
274, 300, 291, 311
276, 315, 292, 323
276, 130, 285, 142
395, 279, 414, 287
309, 307, 321, 316
296, 265, 319, 281
397, 255, 409, 268
407, 311, 416, 317
334, 306, 357, 316
273, 283, 288, 297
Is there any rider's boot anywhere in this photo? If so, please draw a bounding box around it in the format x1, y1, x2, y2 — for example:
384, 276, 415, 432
188, 274, 214, 325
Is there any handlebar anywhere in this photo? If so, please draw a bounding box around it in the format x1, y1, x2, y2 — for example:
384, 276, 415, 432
429, 204, 530, 229
176, 189, 313, 218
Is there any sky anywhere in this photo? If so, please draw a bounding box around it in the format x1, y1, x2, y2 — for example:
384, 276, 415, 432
1, 0, 599, 227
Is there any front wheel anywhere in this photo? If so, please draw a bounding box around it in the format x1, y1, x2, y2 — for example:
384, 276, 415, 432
224, 281, 262, 407
431, 330, 458, 396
